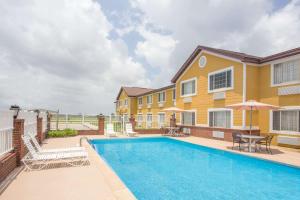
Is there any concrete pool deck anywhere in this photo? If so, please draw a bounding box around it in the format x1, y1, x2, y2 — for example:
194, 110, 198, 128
1, 134, 300, 200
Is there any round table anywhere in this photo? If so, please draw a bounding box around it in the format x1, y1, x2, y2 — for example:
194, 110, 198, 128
239, 135, 265, 152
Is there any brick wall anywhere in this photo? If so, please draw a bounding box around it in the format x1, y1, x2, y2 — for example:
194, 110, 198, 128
0, 152, 17, 183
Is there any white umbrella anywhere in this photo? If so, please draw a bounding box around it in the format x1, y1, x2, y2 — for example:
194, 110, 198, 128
226, 100, 279, 135
163, 107, 184, 112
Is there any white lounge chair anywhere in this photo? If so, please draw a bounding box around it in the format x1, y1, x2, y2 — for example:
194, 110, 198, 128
105, 123, 118, 137
26, 133, 85, 153
22, 135, 88, 170
125, 123, 137, 137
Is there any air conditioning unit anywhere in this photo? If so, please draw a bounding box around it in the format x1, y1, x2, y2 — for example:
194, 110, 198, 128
213, 92, 226, 100
183, 97, 192, 103
278, 85, 300, 96
212, 131, 224, 139
277, 136, 300, 146
138, 105, 142, 109
158, 103, 164, 107
147, 104, 151, 108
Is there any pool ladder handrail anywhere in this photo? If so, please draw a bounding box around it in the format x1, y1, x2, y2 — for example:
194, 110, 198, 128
80, 136, 89, 147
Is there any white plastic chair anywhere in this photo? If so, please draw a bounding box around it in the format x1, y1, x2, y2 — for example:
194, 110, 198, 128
125, 123, 137, 137
21, 135, 88, 170
105, 123, 118, 137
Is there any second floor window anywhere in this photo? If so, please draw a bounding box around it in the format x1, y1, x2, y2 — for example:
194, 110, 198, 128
181, 78, 196, 96
158, 92, 166, 102
273, 59, 300, 85
147, 95, 152, 104
181, 112, 196, 126
172, 89, 176, 101
138, 97, 143, 105
124, 99, 128, 106
209, 68, 233, 92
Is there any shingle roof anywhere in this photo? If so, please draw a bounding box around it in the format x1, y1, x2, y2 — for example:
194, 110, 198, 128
116, 87, 154, 100
171, 45, 300, 83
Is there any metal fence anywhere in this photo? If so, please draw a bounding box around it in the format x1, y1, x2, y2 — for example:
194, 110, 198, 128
135, 114, 171, 129
0, 111, 14, 157
50, 114, 98, 130
104, 115, 129, 133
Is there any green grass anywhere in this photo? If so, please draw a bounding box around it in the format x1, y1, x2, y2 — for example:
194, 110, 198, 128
48, 128, 78, 137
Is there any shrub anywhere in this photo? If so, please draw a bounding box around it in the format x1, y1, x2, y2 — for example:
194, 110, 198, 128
48, 128, 78, 138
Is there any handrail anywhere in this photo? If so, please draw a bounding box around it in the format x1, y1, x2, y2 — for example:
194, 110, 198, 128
80, 137, 89, 147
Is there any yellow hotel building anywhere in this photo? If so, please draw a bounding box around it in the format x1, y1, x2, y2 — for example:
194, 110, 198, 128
115, 45, 300, 147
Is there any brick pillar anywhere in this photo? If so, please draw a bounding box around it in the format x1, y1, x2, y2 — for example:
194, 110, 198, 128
129, 115, 136, 131
37, 117, 43, 143
170, 114, 176, 127
98, 115, 105, 135
13, 119, 26, 166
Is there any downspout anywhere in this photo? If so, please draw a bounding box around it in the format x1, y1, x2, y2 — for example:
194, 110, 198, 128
242, 62, 247, 129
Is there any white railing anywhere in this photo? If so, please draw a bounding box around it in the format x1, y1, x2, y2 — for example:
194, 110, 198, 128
0, 128, 13, 157
135, 115, 171, 129
25, 122, 37, 136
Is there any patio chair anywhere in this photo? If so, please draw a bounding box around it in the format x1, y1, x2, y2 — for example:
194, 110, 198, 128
125, 123, 137, 137
22, 135, 88, 170
256, 135, 274, 154
26, 133, 85, 153
105, 123, 118, 137
232, 132, 248, 151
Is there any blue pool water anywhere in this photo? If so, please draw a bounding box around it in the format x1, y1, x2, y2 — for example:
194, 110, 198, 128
91, 137, 300, 200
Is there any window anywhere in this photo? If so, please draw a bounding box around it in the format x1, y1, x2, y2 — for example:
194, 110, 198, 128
138, 97, 143, 105
181, 78, 196, 96
147, 114, 152, 128
209, 110, 231, 128
272, 110, 300, 132
147, 95, 152, 104
272, 59, 300, 86
158, 113, 165, 128
172, 89, 176, 101
181, 111, 196, 126
208, 67, 233, 92
124, 99, 128, 106
123, 114, 129, 122
158, 92, 166, 103
137, 114, 143, 127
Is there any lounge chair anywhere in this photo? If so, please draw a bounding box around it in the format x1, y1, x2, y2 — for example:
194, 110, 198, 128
256, 135, 274, 154
26, 133, 85, 153
105, 123, 118, 137
232, 132, 248, 151
125, 123, 137, 137
22, 135, 88, 170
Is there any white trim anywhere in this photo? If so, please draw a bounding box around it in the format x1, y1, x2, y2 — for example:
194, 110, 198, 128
208, 66, 234, 93
157, 91, 166, 103
202, 50, 243, 63
270, 58, 300, 87
137, 97, 143, 105
180, 109, 197, 125
146, 94, 153, 105
269, 109, 300, 135
242, 63, 246, 128
180, 77, 197, 97
207, 108, 233, 128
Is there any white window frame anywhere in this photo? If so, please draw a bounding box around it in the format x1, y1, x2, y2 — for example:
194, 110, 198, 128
208, 66, 234, 93
146, 113, 152, 128
180, 110, 197, 126
207, 108, 233, 128
137, 113, 143, 127
269, 107, 300, 135
147, 95, 153, 105
138, 97, 143, 105
180, 77, 197, 97
158, 91, 166, 103
172, 89, 176, 101
270, 59, 300, 87
157, 112, 166, 128
124, 99, 128, 106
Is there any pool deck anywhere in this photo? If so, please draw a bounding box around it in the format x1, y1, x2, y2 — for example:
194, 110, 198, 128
1, 134, 300, 200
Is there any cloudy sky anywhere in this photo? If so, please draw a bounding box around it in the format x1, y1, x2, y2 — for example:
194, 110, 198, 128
0, 0, 299, 114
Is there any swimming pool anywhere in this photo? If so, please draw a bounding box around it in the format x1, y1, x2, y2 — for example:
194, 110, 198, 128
91, 137, 300, 200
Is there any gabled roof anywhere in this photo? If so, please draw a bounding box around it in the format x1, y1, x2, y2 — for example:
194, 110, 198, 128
171, 45, 300, 83
116, 87, 154, 100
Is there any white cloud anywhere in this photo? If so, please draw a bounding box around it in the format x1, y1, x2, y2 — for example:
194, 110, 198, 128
0, 0, 149, 114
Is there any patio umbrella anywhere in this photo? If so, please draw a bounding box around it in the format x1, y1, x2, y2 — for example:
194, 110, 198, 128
226, 100, 279, 135
163, 107, 184, 127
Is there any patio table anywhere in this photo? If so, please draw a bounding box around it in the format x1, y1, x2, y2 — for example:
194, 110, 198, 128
239, 135, 265, 152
